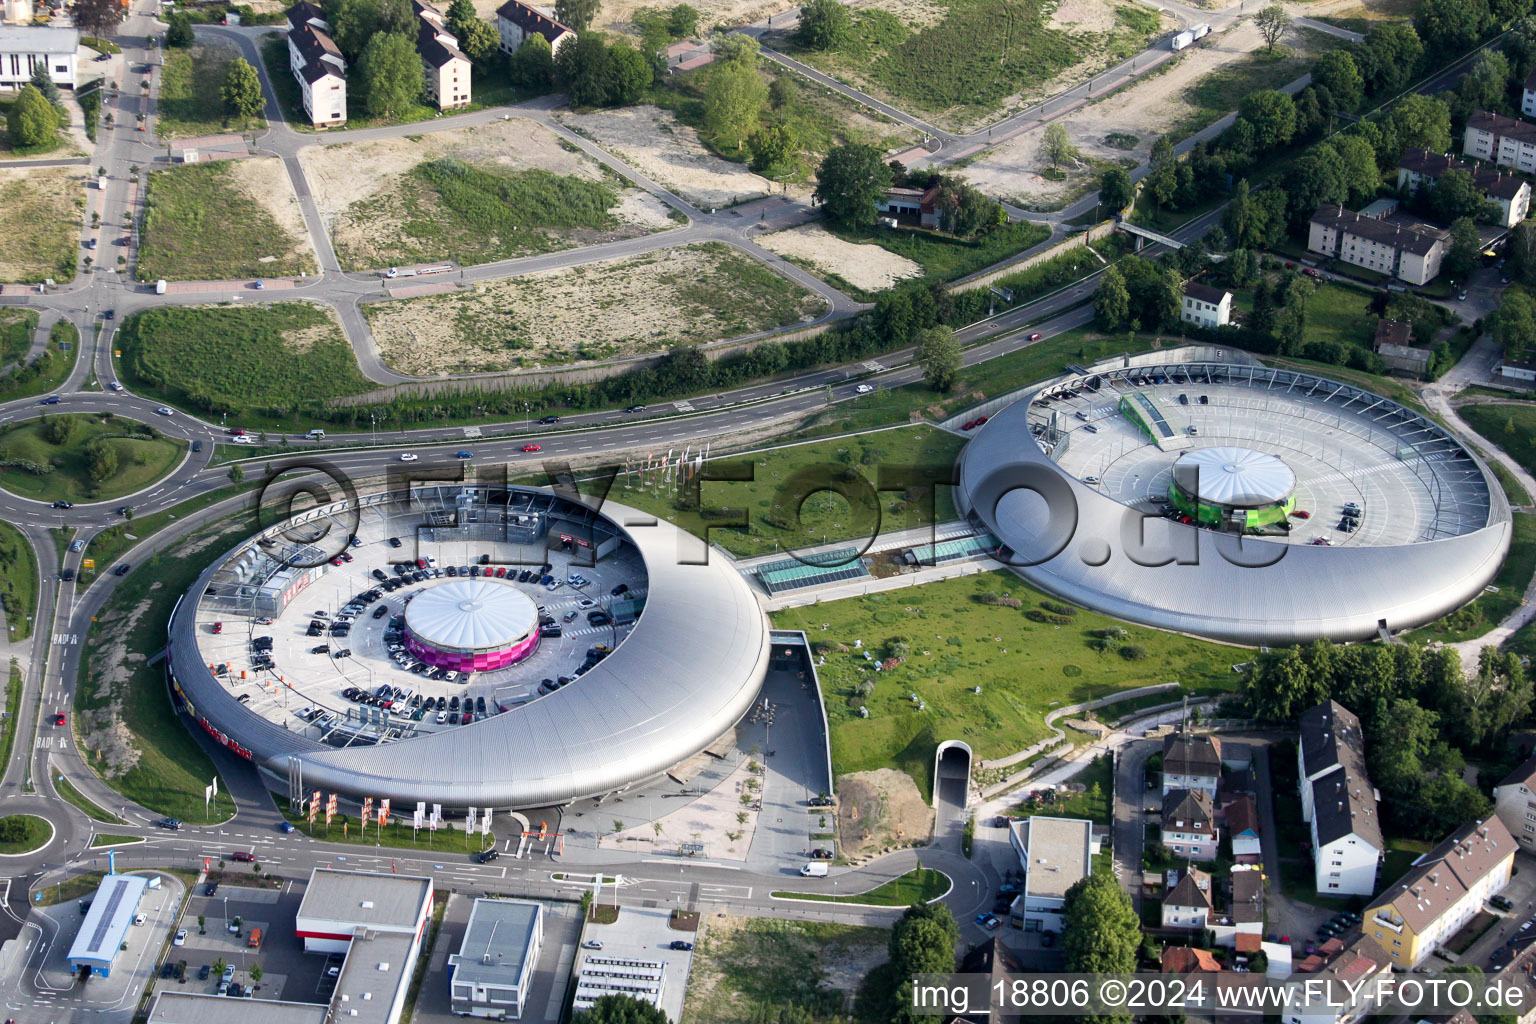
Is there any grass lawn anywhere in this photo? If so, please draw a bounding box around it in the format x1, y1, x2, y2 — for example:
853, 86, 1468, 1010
53, 772, 127, 824
772, 866, 950, 905
1380, 836, 1434, 885
0, 413, 184, 503
74, 517, 253, 823
680, 917, 890, 1024
775, 0, 1164, 131
0, 520, 37, 640
1485, 457, 1532, 508
0, 167, 78, 283
771, 570, 1239, 797
156, 41, 265, 139
34, 868, 200, 906
118, 303, 373, 424
84, 480, 260, 578
1410, 512, 1536, 643
138, 161, 315, 281
278, 808, 497, 851
0, 309, 36, 368
1299, 282, 1378, 352
1461, 403, 1536, 482
821, 219, 1050, 285
334, 160, 630, 270
612, 425, 966, 558
1009, 755, 1111, 823
89, 833, 143, 846
0, 664, 21, 781
0, 814, 51, 854
0, 319, 77, 404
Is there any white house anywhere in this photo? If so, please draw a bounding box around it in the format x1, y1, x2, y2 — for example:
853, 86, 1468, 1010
1161, 867, 1212, 929
1163, 788, 1218, 861
449, 899, 543, 1019
1007, 816, 1096, 934
495, 0, 574, 57
1494, 754, 1536, 853
286, 1, 347, 129
1162, 732, 1221, 798
1181, 281, 1232, 328
1225, 795, 1262, 863
413, 0, 471, 110
1298, 700, 1383, 897
1464, 110, 1536, 176
0, 25, 78, 89
1396, 146, 1531, 228
1307, 204, 1448, 286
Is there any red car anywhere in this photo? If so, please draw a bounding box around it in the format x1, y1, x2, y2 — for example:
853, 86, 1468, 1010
231, 851, 255, 862
522, 444, 542, 452
211, 621, 223, 634
495, 567, 507, 578
1027, 332, 1043, 341
974, 416, 988, 426
1290, 510, 1311, 519
226, 428, 246, 436
52, 712, 66, 726
330, 557, 344, 566
961, 420, 978, 430
1301, 268, 1322, 279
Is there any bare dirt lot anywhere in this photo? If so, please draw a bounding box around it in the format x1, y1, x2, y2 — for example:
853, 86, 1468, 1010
835, 767, 933, 861
226, 157, 315, 263
297, 118, 676, 269
759, 224, 923, 292
559, 105, 802, 207
365, 242, 826, 375
960, 20, 1325, 208
0, 165, 80, 283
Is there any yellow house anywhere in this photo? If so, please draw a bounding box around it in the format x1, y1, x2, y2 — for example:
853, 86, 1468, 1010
1364, 815, 1514, 967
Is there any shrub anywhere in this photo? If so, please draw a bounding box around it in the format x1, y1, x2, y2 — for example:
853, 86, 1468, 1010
1040, 601, 1077, 617
1120, 644, 1149, 661
1027, 610, 1074, 625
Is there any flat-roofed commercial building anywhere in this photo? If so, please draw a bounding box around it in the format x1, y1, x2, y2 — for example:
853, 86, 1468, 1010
1007, 816, 1096, 933
449, 899, 544, 1019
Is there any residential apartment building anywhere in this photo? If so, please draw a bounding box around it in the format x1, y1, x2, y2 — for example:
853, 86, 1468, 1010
0, 25, 78, 89
1161, 868, 1212, 929
448, 899, 543, 1019
1525, 72, 1536, 117
1494, 754, 1536, 852
1364, 815, 1515, 967
1397, 147, 1531, 228
1163, 788, 1218, 860
1281, 935, 1393, 1024
1307, 205, 1449, 286
286, 2, 347, 129
1464, 110, 1536, 176
1007, 816, 1096, 934
495, 0, 574, 57
1181, 281, 1232, 328
413, 0, 471, 110
1162, 732, 1221, 797
1298, 700, 1383, 896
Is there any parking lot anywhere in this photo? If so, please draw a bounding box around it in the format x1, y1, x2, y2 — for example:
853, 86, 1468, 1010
575, 905, 697, 1023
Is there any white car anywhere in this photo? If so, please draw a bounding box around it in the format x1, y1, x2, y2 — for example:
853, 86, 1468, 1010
399, 453, 418, 462
155, 406, 173, 415
231, 435, 255, 445
854, 384, 874, 394
173, 929, 186, 946
577, 598, 596, 609
436, 711, 447, 724
109, 382, 124, 391
133, 913, 146, 926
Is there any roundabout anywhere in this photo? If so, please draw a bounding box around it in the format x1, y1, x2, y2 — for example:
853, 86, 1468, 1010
0, 813, 54, 856
0, 413, 185, 505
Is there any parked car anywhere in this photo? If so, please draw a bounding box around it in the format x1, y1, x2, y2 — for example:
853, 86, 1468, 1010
975, 913, 1001, 930
670, 940, 695, 951
582, 939, 603, 950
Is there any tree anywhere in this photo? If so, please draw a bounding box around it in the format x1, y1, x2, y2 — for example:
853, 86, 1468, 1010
249, 963, 264, 984
607, 41, 651, 105
1427, 168, 1497, 222
455, 18, 500, 61
712, 32, 758, 67
1042, 122, 1080, 170
228, 464, 245, 484
1415, 0, 1490, 62
1459, 48, 1512, 110
1062, 873, 1140, 973
668, 3, 699, 37
702, 62, 767, 149
796, 0, 853, 50
325, 0, 386, 61
73, 0, 124, 37
555, 0, 600, 31
6, 84, 59, 150
1358, 22, 1424, 96
572, 993, 669, 1023
1286, 151, 1344, 226
1311, 50, 1363, 111
1507, 15, 1536, 81
358, 33, 423, 117
1095, 264, 1131, 330
165, 11, 195, 47
1445, 216, 1482, 281
1507, 220, 1536, 286
1226, 248, 1258, 287
814, 143, 893, 225
555, 34, 614, 107
1255, 4, 1292, 53
28, 63, 63, 118
1098, 167, 1134, 213
85, 439, 118, 483
1239, 90, 1297, 152
1386, 93, 1452, 155
916, 327, 961, 391
1326, 135, 1382, 206
510, 32, 554, 91
446, 0, 476, 28
747, 120, 798, 174
1491, 289, 1536, 361
221, 58, 264, 124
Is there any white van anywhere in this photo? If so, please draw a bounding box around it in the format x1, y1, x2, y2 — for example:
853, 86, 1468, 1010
306, 429, 325, 440
800, 862, 829, 877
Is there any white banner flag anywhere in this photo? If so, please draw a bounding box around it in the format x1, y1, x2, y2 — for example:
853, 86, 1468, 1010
480, 809, 491, 836
412, 808, 424, 829
467, 806, 476, 831
432, 803, 442, 825
211, 776, 218, 797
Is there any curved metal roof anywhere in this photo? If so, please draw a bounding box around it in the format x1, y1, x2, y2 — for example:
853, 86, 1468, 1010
405, 579, 536, 652
959, 365, 1511, 645
167, 490, 770, 809
1174, 447, 1295, 507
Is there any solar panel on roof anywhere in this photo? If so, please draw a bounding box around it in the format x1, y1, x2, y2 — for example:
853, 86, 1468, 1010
89, 878, 131, 953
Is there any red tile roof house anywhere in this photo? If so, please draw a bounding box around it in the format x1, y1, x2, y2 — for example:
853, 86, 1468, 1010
876, 185, 941, 229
